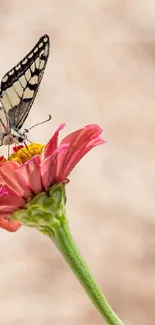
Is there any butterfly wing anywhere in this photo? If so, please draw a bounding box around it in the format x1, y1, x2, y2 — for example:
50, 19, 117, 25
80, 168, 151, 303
0, 105, 10, 143
0, 34, 50, 130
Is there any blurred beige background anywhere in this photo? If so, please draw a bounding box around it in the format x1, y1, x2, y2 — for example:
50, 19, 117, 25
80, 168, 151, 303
1, 1, 155, 324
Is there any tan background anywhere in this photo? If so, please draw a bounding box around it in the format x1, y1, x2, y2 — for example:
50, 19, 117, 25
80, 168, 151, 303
0, 1, 155, 324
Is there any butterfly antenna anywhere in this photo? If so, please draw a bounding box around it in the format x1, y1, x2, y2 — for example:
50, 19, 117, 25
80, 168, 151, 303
25, 115, 52, 132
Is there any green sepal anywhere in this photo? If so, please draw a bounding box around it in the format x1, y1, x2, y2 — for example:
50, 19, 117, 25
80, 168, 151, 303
12, 183, 67, 240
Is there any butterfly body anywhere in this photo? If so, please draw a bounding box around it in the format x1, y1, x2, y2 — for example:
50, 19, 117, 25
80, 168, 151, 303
0, 127, 27, 146
0, 34, 50, 146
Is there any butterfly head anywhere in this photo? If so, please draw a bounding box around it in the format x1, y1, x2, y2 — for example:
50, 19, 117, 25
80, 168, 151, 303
9, 127, 27, 145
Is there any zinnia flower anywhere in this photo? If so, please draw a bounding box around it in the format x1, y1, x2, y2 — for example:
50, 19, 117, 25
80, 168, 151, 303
0, 123, 123, 325
0, 124, 105, 232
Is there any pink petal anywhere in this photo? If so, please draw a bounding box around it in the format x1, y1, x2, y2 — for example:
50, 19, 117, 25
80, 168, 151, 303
16, 155, 42, 195
0, 191, 26, 214
40, 144, 68, 191
60, 124, 103, 148
0, 198, 26, 213
44, 124, 66, 158
0, 161, 32, 198
0, 184, 17, 196
57, 124, 105, 181
0, 214, 21, 232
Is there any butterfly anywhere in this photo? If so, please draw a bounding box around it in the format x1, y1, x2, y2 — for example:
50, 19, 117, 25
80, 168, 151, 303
0, 34, 50, 146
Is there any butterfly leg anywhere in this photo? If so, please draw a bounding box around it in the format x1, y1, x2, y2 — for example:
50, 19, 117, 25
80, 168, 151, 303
7, 144, 10, 158
26, 138, 32, 144
24, 142, 28, 150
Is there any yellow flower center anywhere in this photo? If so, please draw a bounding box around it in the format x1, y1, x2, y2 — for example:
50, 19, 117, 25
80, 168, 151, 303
9, 143, 45, 165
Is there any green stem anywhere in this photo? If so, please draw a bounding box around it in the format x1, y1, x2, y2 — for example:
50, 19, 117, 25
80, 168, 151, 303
12, 184, 124, 324
53, 222, 124, 325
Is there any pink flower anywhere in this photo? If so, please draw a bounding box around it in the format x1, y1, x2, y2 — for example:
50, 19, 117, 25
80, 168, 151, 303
0, 124, 105, 232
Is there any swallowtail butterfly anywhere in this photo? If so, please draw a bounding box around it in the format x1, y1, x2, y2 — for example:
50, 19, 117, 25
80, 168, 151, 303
0, 34, 50, 146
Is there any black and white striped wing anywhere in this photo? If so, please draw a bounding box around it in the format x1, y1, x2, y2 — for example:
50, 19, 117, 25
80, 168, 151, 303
0, 34, 50, 130
0, 105, 10, 141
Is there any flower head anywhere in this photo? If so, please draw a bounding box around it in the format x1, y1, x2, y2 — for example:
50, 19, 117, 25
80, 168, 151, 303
0, 124, 105, 232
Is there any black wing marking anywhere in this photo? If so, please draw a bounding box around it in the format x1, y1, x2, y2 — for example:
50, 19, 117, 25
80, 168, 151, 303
0, 105, 10, 142
0, 34, 50, 130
